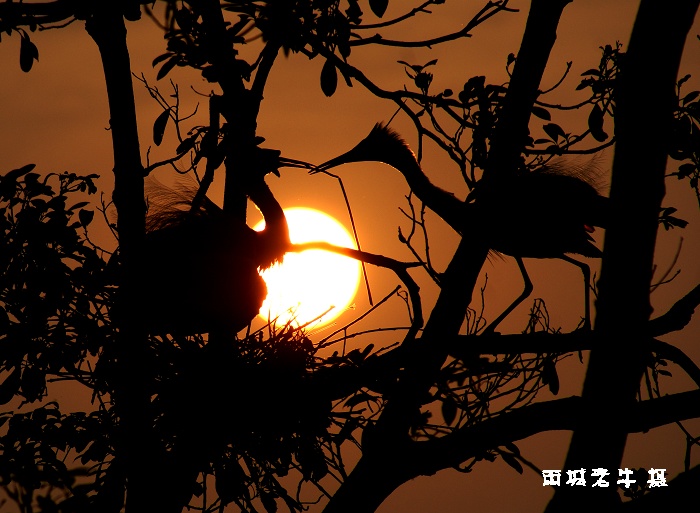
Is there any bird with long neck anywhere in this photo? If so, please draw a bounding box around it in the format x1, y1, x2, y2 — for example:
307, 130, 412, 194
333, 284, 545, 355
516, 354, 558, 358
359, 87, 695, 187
313, 123, 609, 332
140, 154, 310, 335
317, 124, 466, 233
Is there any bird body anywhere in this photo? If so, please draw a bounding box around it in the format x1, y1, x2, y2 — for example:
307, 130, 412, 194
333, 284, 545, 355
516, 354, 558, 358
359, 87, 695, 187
315, 123, 609, 330
470, 169, 608, 259
141, 210, 268, 335
136, 154, 308, 335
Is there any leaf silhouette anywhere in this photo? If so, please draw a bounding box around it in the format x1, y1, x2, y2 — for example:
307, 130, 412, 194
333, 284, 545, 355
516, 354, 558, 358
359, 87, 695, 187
0, 366, 20, 405
320, 59, 338, 97
78, 209, 94, 227
441, 398, 457, 425
153, 108, 171, 146
543, 123, 566, 141
157, 55, 180, 80
588, 104, 608, 142
369, 0, 389, 18
19, 33, 39, 72
532, 106, 551, 121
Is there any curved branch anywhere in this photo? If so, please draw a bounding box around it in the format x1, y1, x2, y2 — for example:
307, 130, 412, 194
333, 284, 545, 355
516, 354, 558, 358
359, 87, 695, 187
319, 48, 467, 113
143, 150, 192, 176
523, 136, 615, 156
349, 0, 516, 48
538, 60, 572, 95
651, 339, 700, 389
250, 41, 281, 109
324, 389, 700, 513
350, 0, 438, 30
536, 97, 594, 111
289, 242, 424, 340
649, 283, 700, 336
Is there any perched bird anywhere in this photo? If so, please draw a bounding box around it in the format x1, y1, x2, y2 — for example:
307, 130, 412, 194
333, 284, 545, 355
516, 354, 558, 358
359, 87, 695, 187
313, 123, 609, 332
138, 153, 312, 335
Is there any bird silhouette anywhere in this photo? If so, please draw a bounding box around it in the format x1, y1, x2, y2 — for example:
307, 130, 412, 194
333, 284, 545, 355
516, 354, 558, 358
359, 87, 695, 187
313, 123, 609, 332
139, 152, 312, 335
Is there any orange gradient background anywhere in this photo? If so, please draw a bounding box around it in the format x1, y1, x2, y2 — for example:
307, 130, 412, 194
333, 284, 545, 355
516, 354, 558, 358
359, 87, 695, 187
1, 1, 699, 512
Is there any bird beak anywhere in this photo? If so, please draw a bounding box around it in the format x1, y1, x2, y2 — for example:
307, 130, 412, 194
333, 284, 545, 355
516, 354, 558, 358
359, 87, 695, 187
278, 157, 315, 170
310, 149, 360, 175
309, 123, 388, 174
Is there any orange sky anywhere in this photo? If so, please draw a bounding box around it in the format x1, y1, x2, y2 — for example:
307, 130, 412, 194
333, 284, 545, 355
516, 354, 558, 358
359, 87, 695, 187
1, 1, 700, 512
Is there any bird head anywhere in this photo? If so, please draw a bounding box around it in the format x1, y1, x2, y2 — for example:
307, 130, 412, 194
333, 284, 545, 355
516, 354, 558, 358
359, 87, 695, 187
312, 123, 418, 174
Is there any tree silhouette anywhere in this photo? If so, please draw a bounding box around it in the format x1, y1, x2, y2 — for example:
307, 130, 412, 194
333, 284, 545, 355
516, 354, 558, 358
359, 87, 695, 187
1, 2, 700, 513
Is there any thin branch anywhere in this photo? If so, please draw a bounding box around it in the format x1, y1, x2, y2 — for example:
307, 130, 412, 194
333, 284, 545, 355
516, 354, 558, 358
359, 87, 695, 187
350, 1, 437, 30
289, 242, 423, 340
523, 136, 615, 155
250, 41, 281, 104
649, 282, 700, 336
650, 237, 683, 292
538, 61, 572, 95
191, 94, 221, 211
651, 339, 700, 389
349, 0, 516, 48
142, 150, 193, 176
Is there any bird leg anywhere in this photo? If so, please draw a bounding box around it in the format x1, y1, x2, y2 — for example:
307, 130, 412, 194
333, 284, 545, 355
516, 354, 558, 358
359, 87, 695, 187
484, 256, 533, 335
559, 254, 593, 330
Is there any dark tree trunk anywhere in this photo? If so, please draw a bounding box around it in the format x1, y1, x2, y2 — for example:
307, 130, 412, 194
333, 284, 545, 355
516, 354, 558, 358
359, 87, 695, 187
85, 8, 154, 513
546, 1, 700, 512
486, 0, 572, 178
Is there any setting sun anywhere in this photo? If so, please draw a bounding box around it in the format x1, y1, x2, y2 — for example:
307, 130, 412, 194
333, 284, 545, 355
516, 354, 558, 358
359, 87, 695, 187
254, 208, 361, 328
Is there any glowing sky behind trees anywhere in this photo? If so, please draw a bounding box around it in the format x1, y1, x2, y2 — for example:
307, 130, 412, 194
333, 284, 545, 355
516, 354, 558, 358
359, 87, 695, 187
1, 1, 699, 511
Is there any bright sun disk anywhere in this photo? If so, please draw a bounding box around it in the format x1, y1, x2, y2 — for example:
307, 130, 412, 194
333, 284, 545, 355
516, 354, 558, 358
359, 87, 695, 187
253, 208, 361, 328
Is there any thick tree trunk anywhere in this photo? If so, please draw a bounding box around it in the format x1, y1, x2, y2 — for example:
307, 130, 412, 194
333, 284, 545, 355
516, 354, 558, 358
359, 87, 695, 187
85, 8, 154, 513
545, 1, 700, 512
486, 0, 572, 178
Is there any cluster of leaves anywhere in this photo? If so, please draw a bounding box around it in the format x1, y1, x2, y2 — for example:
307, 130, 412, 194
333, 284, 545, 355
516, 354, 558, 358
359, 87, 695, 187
152, 1, 395, 98
526, 44, 620, 157
575, 43, 622, 142
458, 75, 506, 171
0, 165, 117, 510
669, 74, 700, 205
0, 165, 108, 406
393, 57, 508, 181
154, 2, 248, 83
153, 1, 376, 82
0, 404, 115, 513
